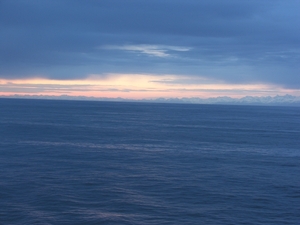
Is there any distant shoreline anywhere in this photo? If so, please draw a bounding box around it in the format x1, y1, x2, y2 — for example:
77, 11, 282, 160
1, 94, 300, 107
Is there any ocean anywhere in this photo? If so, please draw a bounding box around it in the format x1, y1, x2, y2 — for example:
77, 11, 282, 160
0, 98, 299, 225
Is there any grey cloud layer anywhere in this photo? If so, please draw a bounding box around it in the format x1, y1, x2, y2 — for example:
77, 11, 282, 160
0, 0, 299, 87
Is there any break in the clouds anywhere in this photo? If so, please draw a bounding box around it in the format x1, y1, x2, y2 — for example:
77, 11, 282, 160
0, 0, 299, 90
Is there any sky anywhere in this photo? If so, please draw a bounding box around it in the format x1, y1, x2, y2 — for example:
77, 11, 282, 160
1, 0, 300, 99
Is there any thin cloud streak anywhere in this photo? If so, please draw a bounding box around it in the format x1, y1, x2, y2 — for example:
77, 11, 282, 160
101, 45, 191, 58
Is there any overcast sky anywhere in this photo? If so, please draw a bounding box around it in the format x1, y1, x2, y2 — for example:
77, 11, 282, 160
0, 0, 299, 98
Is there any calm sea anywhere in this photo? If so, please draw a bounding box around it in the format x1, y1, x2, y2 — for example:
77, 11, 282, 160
0, 98, 299, 225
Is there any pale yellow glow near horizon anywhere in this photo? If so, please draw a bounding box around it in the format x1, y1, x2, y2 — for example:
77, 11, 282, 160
0, 74, 299, 99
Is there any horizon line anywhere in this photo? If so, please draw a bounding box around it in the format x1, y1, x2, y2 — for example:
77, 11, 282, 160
1, 94, 300, 107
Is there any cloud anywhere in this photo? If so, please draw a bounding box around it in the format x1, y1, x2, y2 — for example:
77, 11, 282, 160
101, 45, 190, 57
0, 0, 299, 89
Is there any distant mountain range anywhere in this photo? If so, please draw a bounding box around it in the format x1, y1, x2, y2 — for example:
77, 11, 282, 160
1, 94, 300, 106
149, 95, 300, 106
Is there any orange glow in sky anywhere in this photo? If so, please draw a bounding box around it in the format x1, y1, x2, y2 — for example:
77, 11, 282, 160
0, 74, 299, 99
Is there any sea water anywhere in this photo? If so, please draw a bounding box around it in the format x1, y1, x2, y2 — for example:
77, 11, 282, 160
0, 98, 299, 224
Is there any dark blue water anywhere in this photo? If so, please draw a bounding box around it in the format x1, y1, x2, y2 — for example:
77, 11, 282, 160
1, 98, 300, 225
